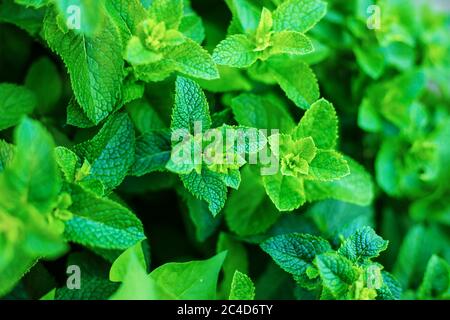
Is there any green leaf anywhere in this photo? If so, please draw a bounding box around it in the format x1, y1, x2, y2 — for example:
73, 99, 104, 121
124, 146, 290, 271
131, 130, 171, 176
148, 0, 183, 30
166, 38, 219, 80
229, 271, 255, 300
197, 66, 252, 93
417, 255, 450, 299
66, 98, 96, 128
25, 57, 62, 114
212, 35, 259, 68
217, 233, 249, 297
179, 189, 221, 242
338, 227, 389, 263
5, 117, 61, 212
354, 44, 385, 79
73, 113, 135, 192
263, 172, 306, 211
254, 7, 273, 51
0, 83, 36, 131
292, 98, 338, 149
272, 0, 327, 33
270, 31, 314, 56
231, 93, 295, 133
267, 56, 319, 109
15, 0, 50, 8
0, 118, 67, 296
171, 76, 212, 133
0, 140, 14, 173
105, 0, 147, 44
56, 277, 119, 300
315, 252, 360, 299
65, 185, 145, 250
110, 240, 148, 282
180, 9, 205, 43
225, 0, 261, 33
393, 225, 446, 289
44, 9, 124, 124
149, 251, 227, 299
55, 146, 80, 182
304, 157, 374, 206
225, 166, 279, 236
261, 233, 331, 278
126, 99, 165, 134
55, 0, 106, 36
125, 36, 163, 65
180, 168, 228, 216
307, 150, 349, 181
376, 271, 402, 300
109, 240, 155, 300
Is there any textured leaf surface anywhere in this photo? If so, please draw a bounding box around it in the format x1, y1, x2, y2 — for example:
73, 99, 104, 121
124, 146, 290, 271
261, 233, 331, 277
273, 0, 327, 33
293, 98, 338, 149
315, 252, 359, 299
44, 9, 124, 124
212, 35, 259, 68
132, 130, 171, 176
0, 83, 36, 131
229, 271, 255, 300
74, 113, 135, 191
338, 227, 388, 263
267, 57, 320, 109
171, 76, 212, 132
180, 168, 227, 216
65, 185, 145, 250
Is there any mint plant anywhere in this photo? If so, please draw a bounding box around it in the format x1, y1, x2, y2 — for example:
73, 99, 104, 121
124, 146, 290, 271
0, 0, 449, 301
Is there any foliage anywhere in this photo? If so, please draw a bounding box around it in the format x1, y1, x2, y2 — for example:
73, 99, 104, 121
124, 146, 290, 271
0, 0, 449, 301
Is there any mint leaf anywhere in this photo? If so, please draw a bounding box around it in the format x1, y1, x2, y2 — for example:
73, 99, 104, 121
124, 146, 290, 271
225, 166, 279, 236
231, 93, 295, 133
25, 57, 62, 114
315, 252, 360, 299
73, 113, 135, 192
417, 255, 450, 299
148, 0, 183, 30
292, 98, 338, 149
229, 271, 255, 300
305, 157, 374, 206
132, 130, 171, 176
338, 227, 389, 263
65, 185, 145, 250
166, 38, 219, 80
180, 168, 228, 216
110, 240, 148, 282
270, 31, 314, 55
171, 76, 212, 132
0, 83, 36, 131
106, 0, 147, 44
212, 34, 259, 68
261, 233, 331, 277
308, 150, 349, 181
263, 172, 306, 211
44, 9, 124, 124
273, 0, 327, 33
267, 56, 320, 109
149, 252, 227, 299
217, 233, 249, 297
